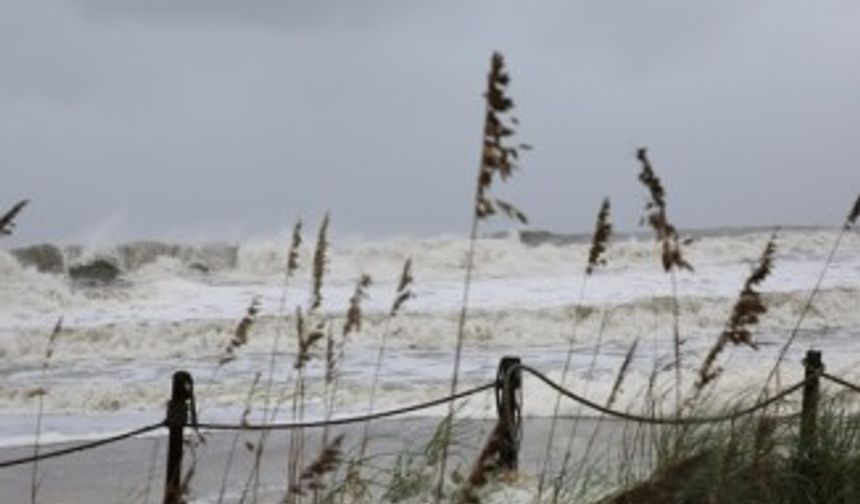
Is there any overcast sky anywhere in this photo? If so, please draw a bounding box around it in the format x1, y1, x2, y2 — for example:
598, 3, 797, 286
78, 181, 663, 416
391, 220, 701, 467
2, 0, 858, 245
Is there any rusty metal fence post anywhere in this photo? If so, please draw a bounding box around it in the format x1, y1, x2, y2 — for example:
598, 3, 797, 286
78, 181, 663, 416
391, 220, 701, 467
164, 371, 194, 504
496, 356, 522, 471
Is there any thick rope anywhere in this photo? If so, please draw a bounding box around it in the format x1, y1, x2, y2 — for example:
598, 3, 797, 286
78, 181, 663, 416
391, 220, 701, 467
3, 370, 858, 470
196, 382, 495, 431
0, 422, 164, 469
515, 365, 806, 425
822, 372, 860, 395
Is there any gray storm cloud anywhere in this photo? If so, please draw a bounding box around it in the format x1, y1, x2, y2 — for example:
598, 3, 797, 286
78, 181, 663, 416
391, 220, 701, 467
1, 0, 858, 244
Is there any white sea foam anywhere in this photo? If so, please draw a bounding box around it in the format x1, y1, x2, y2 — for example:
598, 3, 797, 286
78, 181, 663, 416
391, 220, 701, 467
0, 227, 858, 442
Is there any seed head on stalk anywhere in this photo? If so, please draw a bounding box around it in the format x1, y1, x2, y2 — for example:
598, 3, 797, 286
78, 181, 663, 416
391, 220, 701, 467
286, 219, 302, 278
586, 198, 613, 275
474, 52, 530, 225
437, 51, 530, 502
310, 214, 330, 312
0, 200, 28, 236
845, 194, 860, 230
697, 234, 777, 390
636, 148, 692, 273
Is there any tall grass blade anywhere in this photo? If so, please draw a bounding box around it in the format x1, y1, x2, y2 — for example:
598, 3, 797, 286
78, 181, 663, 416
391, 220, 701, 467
436, 51, 529, 501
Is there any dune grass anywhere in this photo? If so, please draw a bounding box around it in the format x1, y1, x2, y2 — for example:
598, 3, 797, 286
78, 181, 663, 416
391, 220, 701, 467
596, 400, 860, 504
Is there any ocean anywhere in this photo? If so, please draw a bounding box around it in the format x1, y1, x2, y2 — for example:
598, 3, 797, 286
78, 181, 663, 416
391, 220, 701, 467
1, 227, 858, 448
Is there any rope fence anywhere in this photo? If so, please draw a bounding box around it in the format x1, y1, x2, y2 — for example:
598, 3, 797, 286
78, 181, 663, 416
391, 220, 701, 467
0, 422, 163, 469
822, 371, 860, 395
0, 383, 495, 470
196, 382, 495, 431
1, 350, 859, 503
517, 364, 809, 425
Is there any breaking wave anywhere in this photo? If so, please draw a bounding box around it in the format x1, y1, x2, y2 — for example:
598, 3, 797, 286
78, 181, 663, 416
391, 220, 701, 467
6, 226, 858, 280
1, 226, 858, 425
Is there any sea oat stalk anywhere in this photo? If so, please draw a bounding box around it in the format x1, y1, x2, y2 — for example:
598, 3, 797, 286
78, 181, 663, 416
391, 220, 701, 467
586, 198, 612, 275
0, 199, 28, 236
436, 52, 529, 501
538, 198, 612, 496
216, 372, 261, 504
286, 220, 303, 278
696, 234, 777, 391
552, 339, 638, 503
608, 339, 639, 409
295, 315, 324, 372
242, 219, 303, 503
636, 149, 692, 274
763, 193, 860, 392
287, 215, 330, 503
357, 260, 414, 469
321, 274, 371, 450
294, 214, 330, 494
287, 307, 324, 504
343, 274, 372, 338
845, 194, 860, 230
317, 273, 369, 492
636, 148, 692, 417
288, 435, 344, 498
31, 317, 62, 504
310, 214, 330, 313
219, 297, 260, 365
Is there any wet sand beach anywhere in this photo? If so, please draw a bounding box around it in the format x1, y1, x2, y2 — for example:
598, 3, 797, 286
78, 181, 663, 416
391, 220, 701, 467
0, 417, 632, 503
